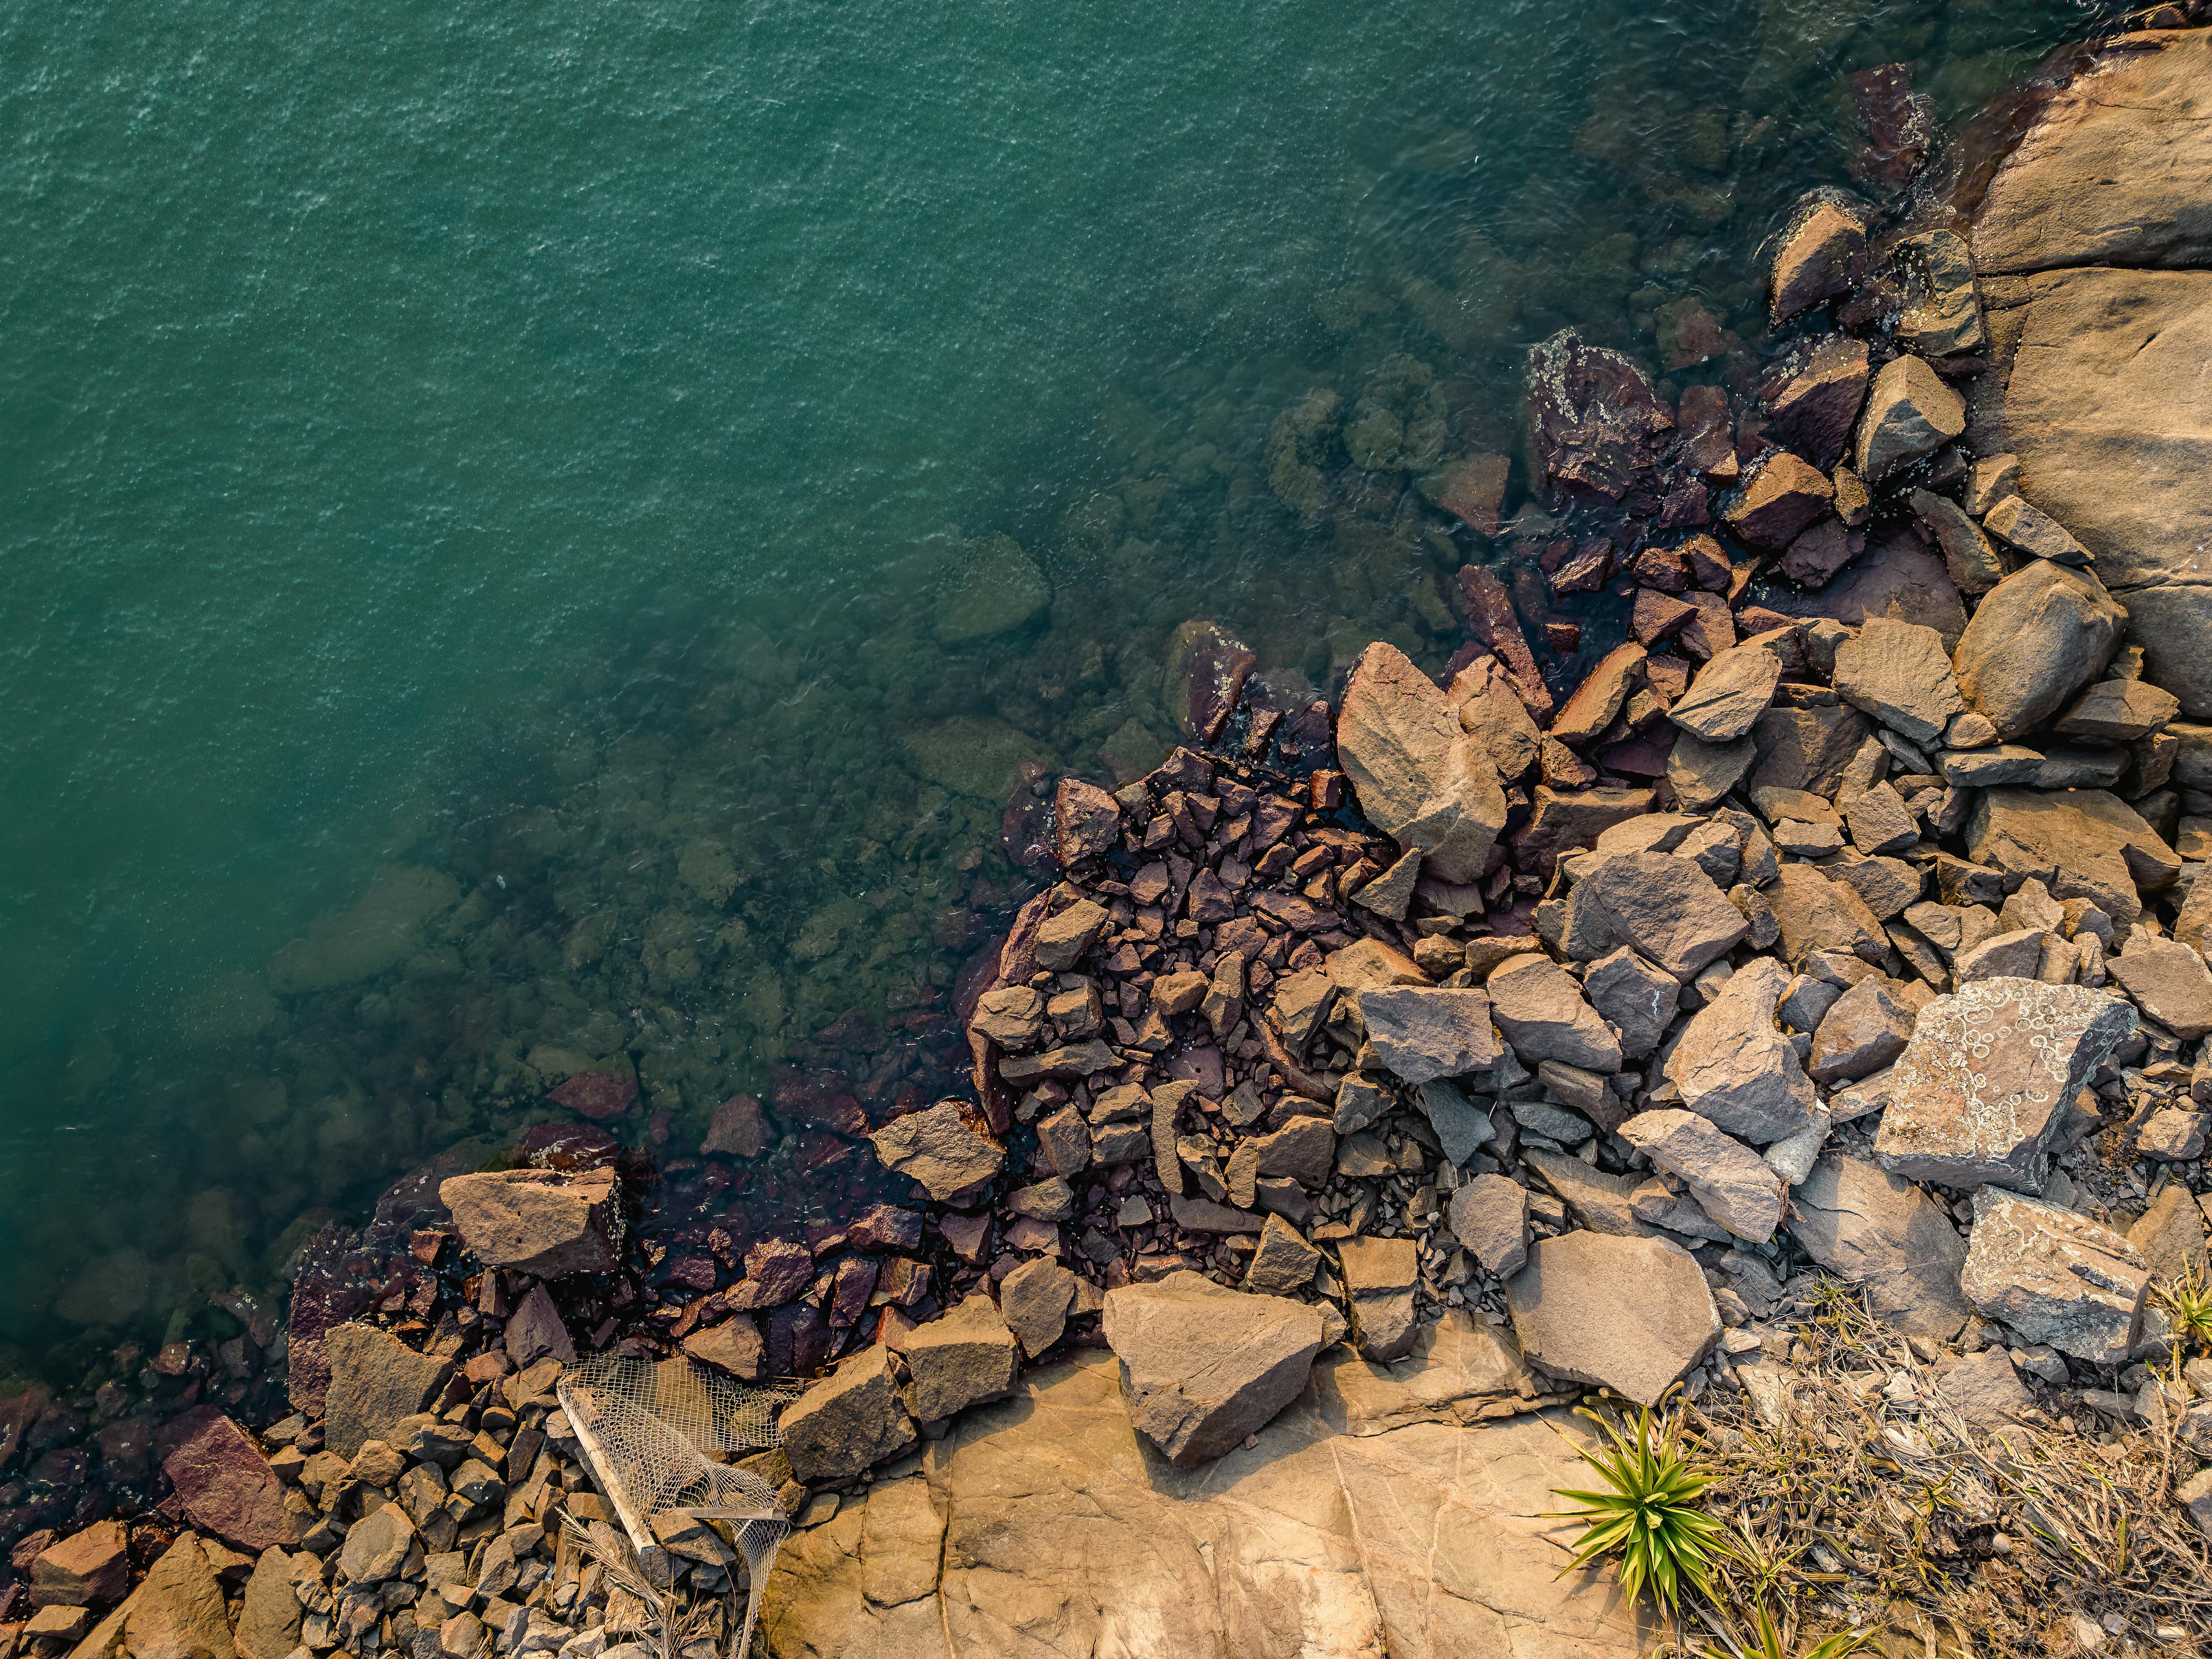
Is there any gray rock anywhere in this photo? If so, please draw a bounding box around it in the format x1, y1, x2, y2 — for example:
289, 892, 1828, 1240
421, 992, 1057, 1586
1240, 1215, 1322, 1296
1353, 986, 1502, 1084
1250, 1117, 1338, 1187
1952, 563, 2126, 740
338, 1503, 415, 1584
1895, 229, 1985, 357
781, 1345, 919, 1482
1831, 618, 1965, 748
1951, 927, 2050, 985
2107, 936, 2212, 1039
1509, 1096, 1592, 1145
1960, 1187, 2148, 1363
1505, 1232, 1722, 1407
2126, 1183, 2208, 1283
1620, 1111, 1785, 1240
1874, 977, 2136, 1189
1853, 355, 1965, 481
1448, 1175, 1530, 1278
1331, 1071, 1387, 1135
438, 1169, 621, 1279
1033, 899, 1110, 972
1336, 642, 1508, 883
901, 1295, 1019, 1421
1582, 946, 1680, 1059
998, 1257, 1079, 1357
1486, 954, 1621, 1073
1671, 642, 1785, 743
1982, 495, 2090, 566
1844, 782, 1918, 856
1663, 958, 1821, 1144
1336, 1237, 1421, 1362
1413, 1079, 1496, 1166
1968, 786, 2180, 928
1099, 1271, 1325, 1466
321, 1325, 452, 1461
869, 1102, 1005, 1202
1787, 1154, 1971, 1340
1558, 853, 1749, 983
1807, 977, 1915, 1084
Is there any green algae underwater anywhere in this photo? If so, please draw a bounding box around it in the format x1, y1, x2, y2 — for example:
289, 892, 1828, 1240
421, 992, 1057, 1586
0, 0, 2126, 1374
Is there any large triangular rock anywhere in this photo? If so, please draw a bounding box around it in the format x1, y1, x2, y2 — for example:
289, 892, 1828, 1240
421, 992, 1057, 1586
1787, 1155, 1971, 1340
1100, 1271, 1324, 1466
1336, 642, 1508, 883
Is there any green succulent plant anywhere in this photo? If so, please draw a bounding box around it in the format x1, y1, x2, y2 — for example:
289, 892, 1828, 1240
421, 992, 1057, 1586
1549, 1397, 1727, 1614
2152, 1262, 2212, 1356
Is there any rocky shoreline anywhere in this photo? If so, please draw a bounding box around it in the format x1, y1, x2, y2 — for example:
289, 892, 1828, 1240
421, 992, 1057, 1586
10, 14, 2212, 1659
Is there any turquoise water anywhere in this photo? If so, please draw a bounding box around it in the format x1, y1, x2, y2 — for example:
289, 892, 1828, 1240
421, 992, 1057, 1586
0, 0, 2117, 1372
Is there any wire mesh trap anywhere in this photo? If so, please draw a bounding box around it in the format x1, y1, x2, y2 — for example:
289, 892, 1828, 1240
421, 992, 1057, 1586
556, 1354, 794, 1659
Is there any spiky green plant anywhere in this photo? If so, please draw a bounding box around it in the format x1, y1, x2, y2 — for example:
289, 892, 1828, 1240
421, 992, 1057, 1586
1549, 1398, 1727, 1613
2153, 1262, 2212, 1356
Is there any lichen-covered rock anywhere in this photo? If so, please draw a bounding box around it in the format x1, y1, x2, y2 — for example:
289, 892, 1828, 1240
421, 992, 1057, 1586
1873, 977, 2136, 1189
1960, 1187, 2148, 1363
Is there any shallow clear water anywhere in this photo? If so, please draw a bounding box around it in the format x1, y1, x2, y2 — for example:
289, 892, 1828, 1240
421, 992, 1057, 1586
0, 0, 2119, 1373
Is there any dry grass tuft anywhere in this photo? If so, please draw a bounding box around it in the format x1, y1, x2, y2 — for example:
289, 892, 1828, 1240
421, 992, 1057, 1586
1682, 1281, 2211, 1657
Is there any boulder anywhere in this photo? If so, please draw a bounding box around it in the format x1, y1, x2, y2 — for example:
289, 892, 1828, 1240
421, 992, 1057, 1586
2127, 1183, 2209, 1283
1960, 1187, 2148, 1363
1505, 1232, 1721, 1406
1099, 1271, 1325, 1466
1240, 1215, 1323, 1296
338, 1502, 415, 1583
998, 1257, 1079, 1358
1664, 958, 1821, 1144
2107, 936, 2212, 1039
1558, 854, 1748, 983
1807, 977, 1915, 1084
900, 1295, 1019, 1422
321, 1324, 451, 1460
1771, 196, 1867, 324
1581, 946, 1680, 1059
1052, 778, 1122, 866
2054, 678, 2180, 743
1336, 1237, 1422, 1362
1982, 495, 2091, 566
115, 1536, 232, 1659
1787, 1155, 1971, 1340
1548, 644, 1646, 746
1853, 355, 1965, 481
1724, 452, 1834, 551
1873, 977, 2136, 1189
1830, 618, 1964, 747
1967, 787, 2179, 927
1352, 986, 1502, 1084
1486, 954, 1621, 1073
869, 1103, 1004, 1202
1033, 899, 1110, 971
1448, 1175, 1531, 1278
684, 1316, 765, 1383
699, 1094, 773, 1160
1895, 229, 1986, 356
1335, 642, 1508, 883
1670, 640, 1785, 743
1763, 335, 1870, 469
1452, 657, 1544, 781
438, 1168, 621, 1279
1768, 862, 1889, 967
1414, 1079, 1497, 1166
233, 1548, 304, 1659
1911, 488, 2005, 594
1668, 732, 1757, 812
781, 1345, 919, 1482
1951, 562, 2127, 740
28, 1522, 128, 1608
159, 1409, 290, 1554
1618, 1111, 1785, 1240
932, 533, 1049, 644
1165, 620, 1256, 743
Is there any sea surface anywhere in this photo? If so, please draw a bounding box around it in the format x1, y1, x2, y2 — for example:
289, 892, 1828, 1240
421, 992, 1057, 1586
0, 0, 2123, 1376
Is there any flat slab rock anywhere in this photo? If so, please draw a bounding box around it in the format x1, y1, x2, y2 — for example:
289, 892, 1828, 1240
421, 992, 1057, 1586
1872, 976, 2136, 1189
1099, 1271, 1324, 1467
755, 1348, 1645, 1659
1505, 1230, 1721, 1407
1960, 1187, 2149, 1363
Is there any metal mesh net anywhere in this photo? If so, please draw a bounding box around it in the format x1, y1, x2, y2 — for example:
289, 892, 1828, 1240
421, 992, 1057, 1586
556, 1354, 793, 1658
